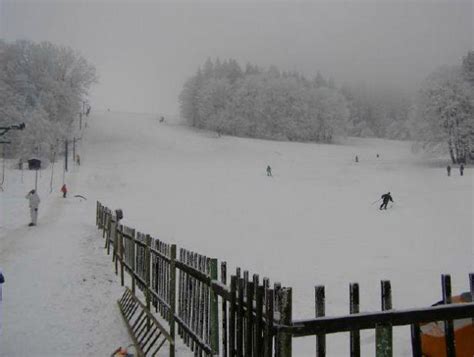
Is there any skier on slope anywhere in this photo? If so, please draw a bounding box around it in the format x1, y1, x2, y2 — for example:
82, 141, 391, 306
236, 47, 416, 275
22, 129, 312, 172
379, 192, 394, 210
460, 164, 464, 176
61, 184, 68, 198
266, 165, 272, 177
25, 189, 40, 226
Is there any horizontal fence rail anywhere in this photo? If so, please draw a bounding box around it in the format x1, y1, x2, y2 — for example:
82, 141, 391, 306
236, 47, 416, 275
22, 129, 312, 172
281, 302, 474, 336
96, 202, 474, 357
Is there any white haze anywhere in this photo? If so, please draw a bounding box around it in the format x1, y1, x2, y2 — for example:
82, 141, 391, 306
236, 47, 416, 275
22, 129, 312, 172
1, 0, 472, 115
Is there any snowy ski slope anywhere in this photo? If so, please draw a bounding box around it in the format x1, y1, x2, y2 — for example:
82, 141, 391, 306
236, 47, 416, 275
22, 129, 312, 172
1, 111, 472, 356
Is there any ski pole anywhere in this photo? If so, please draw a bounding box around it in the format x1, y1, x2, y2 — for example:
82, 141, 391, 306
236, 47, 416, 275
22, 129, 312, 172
371, 198, 382, 205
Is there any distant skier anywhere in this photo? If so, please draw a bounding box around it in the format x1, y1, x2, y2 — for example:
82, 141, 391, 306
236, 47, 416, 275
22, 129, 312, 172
355, 155, 359, 163
266, 165, 272, 177
76, 154, 81, 165
379, 192, 394, 210
61, 184, 68, 198
460, 164, 464, 176
447, 165, 451, 176
159, 116, 165, 123
0, 267, 3, 336
376, 153, 379, 158
25, 189, 40, 226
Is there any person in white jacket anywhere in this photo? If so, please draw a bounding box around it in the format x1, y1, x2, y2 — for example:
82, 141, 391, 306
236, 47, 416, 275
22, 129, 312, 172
25, 189, 40, 226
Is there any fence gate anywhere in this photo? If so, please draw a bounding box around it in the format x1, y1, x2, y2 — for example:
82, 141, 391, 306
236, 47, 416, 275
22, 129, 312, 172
118, 287, 174, 356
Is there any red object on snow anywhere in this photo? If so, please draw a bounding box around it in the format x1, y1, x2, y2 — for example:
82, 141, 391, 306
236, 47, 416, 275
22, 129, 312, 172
61, 184, 67, 193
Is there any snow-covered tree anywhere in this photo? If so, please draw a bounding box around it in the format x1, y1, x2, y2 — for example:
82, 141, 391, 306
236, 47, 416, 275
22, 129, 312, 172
414, 64, 474, 163
0, 40, 97, 158
179, 58, 350, 143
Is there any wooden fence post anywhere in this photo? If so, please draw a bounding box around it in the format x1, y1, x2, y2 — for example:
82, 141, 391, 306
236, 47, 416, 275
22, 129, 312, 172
315, 285, 326, 357
229, 275, 237, 357
237, 277, 244, 357
112, 217, 118, 263
441, 274, 456, 357
119, 225, 124, 286
169, 244, 177, 357
114, 220, 119, 275
106, 214, 113, 255
264, 288, 274, 357
131, 229, 136, 295
350, 283, 360, 357
246, 281, 254, 357
376, 280, 392, 357
277, 287, 292, 357
210, 258, 219, 355
221, 262, 228, 357
96, 201, 100, 227
145, 234, 152, 330
255, 285, 264, 357
410, 323, 422, 357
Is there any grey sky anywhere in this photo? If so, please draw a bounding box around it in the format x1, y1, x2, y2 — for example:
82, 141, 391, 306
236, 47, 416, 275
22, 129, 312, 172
1, 0, 472, 115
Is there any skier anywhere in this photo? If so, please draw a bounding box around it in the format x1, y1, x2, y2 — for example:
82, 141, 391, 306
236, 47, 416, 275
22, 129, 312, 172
61, 184, 68, 198
376, 153, 379, 158
266, 165, 272, 177
355, 155, 359, 163
447, 165, 451, 176
76, 154, 81, 165
25, 189, 40, 226
379, 192, 394, 210
460, 164, 464, 176
0, 267, 4, 336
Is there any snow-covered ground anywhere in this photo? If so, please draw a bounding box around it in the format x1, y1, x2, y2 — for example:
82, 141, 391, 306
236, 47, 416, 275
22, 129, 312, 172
1, 111, 472, 356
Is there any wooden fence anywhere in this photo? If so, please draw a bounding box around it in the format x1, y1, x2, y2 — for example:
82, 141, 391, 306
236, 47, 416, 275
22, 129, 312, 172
96, 202, 474, 357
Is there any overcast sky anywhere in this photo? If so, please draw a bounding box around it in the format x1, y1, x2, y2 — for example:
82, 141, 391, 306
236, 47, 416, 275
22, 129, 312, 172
1, 0, 472, 115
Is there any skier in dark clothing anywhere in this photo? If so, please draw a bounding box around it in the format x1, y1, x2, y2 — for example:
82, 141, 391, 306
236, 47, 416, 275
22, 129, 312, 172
266, 165, 272, 177
379, 192, 393, 210
460, 164, 464, 176
447, 165, 451, 176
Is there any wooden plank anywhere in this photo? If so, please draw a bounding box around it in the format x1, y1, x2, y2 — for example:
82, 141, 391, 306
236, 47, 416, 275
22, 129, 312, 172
255, 285, 264, 357
278, 288, 292, 357
376, 280, 393, 357
229, 275, 237, 357
410, 323, 422, 357
315, 285, 326, 357
204, 258, 211, 346
236, 277, 244, 357
245, 281, 254, 357
283, 302, 474, 336
169, 244, 177, 357
221, 262, 228, 357
185, 250, 192, 346
350, 283, 360, 357
264, 288, 274, 357
210, 258, 219, 355
197, 255, 205, 356
191, 253, 199, 352
441, 274, 456, 357
178, 249, 184, 337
